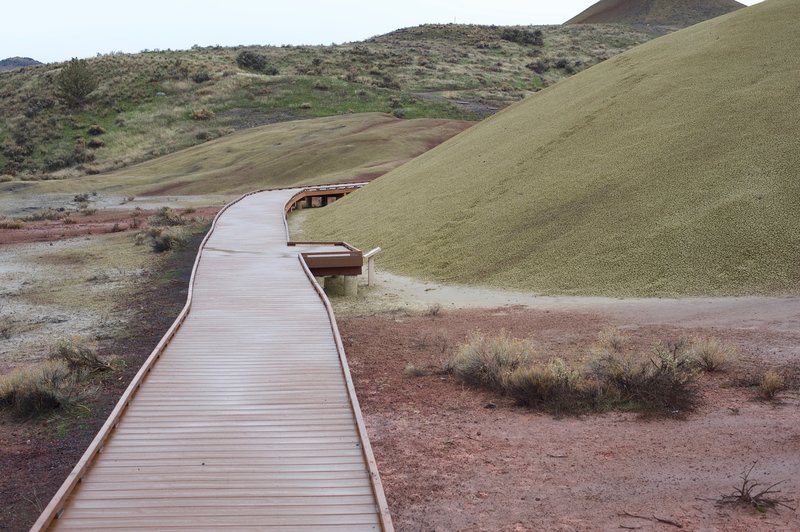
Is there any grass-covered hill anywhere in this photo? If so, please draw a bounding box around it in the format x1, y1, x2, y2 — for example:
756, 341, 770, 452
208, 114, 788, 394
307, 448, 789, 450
0, 113, 470, 206
301, 0, 800, 297
0, 24, 656, 179
565, 0, 744, 26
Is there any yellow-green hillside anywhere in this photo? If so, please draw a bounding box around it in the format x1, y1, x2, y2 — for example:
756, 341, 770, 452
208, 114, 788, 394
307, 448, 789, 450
302, 0, 800, 297
0, 113, 469, 204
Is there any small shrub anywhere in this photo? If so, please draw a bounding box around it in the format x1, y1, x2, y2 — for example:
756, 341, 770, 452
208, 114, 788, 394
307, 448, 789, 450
0, 175, 13, 183
149, 207, 185, 227
0, 360, 77, 418
87, 138, 105, 149
759, 371, 785, 400
25, 208, 68, 221
689, 336, 736, 372
142, 227, 189, 253
191, 108, 214, 121
0, 316, 19, 339
87, 125, 106, 136
591, 346, 699, 415
500, 28, 544, 46
236, 51, 278, 74
448, 331, 533, 391
312, 80, 330, 91
56, 58, 98, 108
425, 303, 441, 317
505, 358, 584, 410
191, 71, 211, 83
299, 102, 312, 109
719, 462, 796, 513
392, 108, 407, 119
593, 326, 629, 355
0, 217, 25, 229
53, 338, 110, 373
404, 364, 427, 377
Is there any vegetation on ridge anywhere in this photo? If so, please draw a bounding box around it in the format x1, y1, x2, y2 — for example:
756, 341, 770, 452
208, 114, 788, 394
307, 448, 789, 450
0, 24, 656, 179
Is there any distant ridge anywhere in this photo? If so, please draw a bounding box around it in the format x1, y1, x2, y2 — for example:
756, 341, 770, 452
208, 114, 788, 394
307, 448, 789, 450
565, 0, 744, 27
0, 57, 42, 72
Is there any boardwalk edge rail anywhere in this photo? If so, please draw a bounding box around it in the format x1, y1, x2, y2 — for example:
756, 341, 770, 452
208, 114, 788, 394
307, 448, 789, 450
32, 183, 392, 531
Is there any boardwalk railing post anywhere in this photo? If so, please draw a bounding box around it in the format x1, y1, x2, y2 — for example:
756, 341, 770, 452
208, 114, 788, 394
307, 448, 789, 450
364, 247, 382, 287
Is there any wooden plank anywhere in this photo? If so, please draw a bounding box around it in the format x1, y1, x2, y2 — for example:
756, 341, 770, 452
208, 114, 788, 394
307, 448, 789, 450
32, 185, 391, 531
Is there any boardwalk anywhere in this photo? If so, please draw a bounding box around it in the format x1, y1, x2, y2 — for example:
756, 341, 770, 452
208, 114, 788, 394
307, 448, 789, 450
34, 188, 392, 530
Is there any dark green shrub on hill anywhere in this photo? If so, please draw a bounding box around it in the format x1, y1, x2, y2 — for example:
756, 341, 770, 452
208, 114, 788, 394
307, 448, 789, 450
236, 51, 278, 75
56, 58, 98, 108
500, 28, 544, 46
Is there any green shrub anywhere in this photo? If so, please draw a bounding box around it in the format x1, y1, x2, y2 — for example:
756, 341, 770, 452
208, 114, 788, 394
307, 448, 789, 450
87, 125, 106, 136
447, 331, 533, 390
140, 227, 189, 253
0, 360, 77, 418
236, 51, 278, 74
191, 71, 211, 83
56, 58, 98, 108
500, 28, 544, 46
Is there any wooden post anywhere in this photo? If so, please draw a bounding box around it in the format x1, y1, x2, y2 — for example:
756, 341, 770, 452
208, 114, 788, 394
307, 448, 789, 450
364, 247, 382, 287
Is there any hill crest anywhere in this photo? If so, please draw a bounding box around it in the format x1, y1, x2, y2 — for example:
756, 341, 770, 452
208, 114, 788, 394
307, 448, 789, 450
0, 57, 42, 72
565, 0, 744, 26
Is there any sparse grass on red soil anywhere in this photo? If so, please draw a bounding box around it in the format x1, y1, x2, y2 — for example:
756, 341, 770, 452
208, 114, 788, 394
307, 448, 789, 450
339, 307, 800, 531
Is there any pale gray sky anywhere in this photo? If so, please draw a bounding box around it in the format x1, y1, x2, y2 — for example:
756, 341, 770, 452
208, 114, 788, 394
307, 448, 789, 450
3, 0, 764, 63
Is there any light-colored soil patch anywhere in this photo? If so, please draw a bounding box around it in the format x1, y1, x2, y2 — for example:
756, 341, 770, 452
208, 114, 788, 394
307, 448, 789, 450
0, 233, 155, 372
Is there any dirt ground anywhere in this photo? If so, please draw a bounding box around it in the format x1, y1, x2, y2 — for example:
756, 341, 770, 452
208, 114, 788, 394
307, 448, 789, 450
337, 304, 800, 531
2, 218, 798, 530
0, 221, 207, 531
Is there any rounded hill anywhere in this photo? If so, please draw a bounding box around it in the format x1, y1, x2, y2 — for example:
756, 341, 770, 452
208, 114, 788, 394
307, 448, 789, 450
302, 0, 800, 297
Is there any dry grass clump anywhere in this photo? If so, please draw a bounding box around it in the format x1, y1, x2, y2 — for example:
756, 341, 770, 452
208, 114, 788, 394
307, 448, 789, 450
25, 207, 69, 221
148, 206, 186, 227
448, 330, 701, 416
0, 360, 79, 418
0, 217, 25, 229
759, 371, 785, 400
590, 345, 699, 415
53, 337, 111, 373
688, 335, 736, 372
593, 326, 629, 355
505, 358, 588, 412
447, 330, 532, 391
136, 226, 190, 253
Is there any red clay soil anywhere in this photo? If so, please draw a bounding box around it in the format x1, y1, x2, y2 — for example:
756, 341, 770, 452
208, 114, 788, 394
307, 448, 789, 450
0, 234, 203, 531
0, 206, 219, 245
339, 308, 800, 531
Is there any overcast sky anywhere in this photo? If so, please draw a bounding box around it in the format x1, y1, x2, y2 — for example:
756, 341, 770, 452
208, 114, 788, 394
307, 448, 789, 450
3, 0, 764, 63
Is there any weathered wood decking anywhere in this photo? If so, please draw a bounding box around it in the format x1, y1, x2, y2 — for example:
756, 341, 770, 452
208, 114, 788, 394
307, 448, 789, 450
33, 187, 392, 531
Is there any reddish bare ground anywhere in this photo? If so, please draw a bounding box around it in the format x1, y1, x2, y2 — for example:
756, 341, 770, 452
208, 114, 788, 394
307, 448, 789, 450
339, 308, 800, 531
0, 206, 219, 245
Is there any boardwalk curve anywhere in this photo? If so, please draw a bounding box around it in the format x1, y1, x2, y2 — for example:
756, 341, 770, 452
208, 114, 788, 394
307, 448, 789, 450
33, 186, 392, 531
